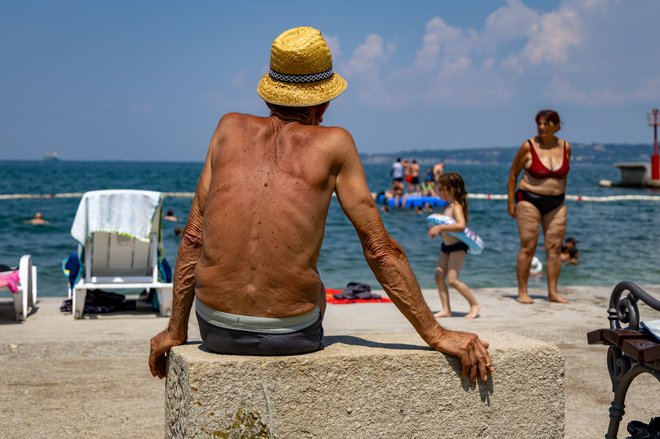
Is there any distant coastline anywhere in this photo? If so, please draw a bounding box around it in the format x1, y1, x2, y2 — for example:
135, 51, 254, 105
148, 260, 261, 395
0, 143, 653, 165
361, 143, 653, 167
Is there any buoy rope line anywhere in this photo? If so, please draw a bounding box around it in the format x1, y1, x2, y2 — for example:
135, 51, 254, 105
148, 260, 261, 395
1, 192, 660, 203
0, 192, 195, 200
468, 193, 660, 202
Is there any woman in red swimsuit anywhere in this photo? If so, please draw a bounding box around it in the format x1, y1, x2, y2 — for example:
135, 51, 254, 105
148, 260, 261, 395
507, 110, 571, 304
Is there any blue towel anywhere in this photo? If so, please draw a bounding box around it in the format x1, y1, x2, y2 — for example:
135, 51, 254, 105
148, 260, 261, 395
159, 257, 172, 283
62, 253, 82, 288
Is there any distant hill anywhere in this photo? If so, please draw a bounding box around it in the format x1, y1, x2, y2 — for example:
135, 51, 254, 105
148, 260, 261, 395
361, 143, 654, 166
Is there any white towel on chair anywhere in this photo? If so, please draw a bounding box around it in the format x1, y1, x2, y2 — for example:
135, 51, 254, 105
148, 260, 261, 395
71, 189, 162, 244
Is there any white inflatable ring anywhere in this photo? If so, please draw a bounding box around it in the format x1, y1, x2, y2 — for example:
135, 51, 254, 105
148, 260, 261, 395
426, 214, 484, 255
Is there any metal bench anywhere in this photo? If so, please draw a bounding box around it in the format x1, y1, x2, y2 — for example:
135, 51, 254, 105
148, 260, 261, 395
587, 281, 660, 439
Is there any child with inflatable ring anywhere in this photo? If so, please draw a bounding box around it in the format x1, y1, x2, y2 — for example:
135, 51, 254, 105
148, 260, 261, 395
427, 173, 481, 319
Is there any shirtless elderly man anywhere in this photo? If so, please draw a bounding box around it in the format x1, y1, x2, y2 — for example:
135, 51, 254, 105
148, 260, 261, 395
149, 26, 493, 383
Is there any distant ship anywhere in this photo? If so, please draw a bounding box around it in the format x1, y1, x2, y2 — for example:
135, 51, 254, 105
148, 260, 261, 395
44, 150, 62, 161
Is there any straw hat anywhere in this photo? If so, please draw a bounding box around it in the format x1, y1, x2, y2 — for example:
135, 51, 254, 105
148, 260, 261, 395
257, 26, 347, 107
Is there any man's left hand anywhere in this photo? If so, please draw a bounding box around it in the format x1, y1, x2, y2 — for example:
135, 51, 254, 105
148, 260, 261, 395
432, 329, 494, 383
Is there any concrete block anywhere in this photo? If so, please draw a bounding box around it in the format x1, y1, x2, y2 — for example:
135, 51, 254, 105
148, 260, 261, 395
165, 331, 564, 439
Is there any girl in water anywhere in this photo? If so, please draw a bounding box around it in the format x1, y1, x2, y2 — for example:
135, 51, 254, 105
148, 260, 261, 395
427, 172, 480, 319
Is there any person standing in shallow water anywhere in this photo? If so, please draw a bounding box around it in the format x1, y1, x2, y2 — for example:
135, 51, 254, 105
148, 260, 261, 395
149, 26, 493, 383
507, 109, 571, 304
391, 157, 404, 187
433, 161, 444, 183
409, 159, 421, 193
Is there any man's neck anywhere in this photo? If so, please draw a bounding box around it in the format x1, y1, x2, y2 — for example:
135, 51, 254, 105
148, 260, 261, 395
270, 109, 317, 126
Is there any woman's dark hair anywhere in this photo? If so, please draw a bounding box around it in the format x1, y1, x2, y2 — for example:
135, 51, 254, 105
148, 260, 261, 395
437, 172, 469, 224
535, 109, 561, 131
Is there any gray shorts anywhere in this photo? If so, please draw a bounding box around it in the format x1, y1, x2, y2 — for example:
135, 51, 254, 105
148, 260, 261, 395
195, 298, 324, 356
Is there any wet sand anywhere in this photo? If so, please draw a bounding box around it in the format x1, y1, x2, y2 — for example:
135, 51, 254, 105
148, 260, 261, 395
1, 284, 659, 438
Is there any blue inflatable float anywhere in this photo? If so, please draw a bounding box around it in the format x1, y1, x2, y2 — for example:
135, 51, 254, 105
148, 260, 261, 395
376, 193, 448, 209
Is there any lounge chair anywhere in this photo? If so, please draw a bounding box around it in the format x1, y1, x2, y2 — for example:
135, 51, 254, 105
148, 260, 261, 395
68, 189, 173, 319
0, 255, 38, 321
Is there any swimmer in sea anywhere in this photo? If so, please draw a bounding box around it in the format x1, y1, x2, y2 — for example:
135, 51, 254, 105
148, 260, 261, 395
560, 236, 579, 265
26, 212, 48, 225
164, 209, 178, 222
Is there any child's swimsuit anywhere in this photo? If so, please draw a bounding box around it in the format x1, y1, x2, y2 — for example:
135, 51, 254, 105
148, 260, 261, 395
441, 241, 469, 254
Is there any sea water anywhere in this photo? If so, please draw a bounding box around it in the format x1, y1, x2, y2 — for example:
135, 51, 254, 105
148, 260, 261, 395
1, 160, 659, 297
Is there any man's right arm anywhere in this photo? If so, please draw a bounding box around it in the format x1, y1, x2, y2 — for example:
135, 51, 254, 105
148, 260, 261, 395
149, 128, 215, 379
165, 167, 210, 343
332, 130, 493, 383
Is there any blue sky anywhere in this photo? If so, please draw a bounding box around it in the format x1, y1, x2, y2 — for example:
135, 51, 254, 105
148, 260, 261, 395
1, 0, 659, 161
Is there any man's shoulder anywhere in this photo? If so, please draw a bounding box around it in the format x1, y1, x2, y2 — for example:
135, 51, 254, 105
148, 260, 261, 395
211, 113, 266, 147
315, 125, 352, 138
285, 125, 354, 163
218, 112, 262, 126
289, 124, 352, 147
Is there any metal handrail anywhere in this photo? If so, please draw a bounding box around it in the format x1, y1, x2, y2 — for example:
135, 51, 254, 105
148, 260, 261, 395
607, 281, 660, 331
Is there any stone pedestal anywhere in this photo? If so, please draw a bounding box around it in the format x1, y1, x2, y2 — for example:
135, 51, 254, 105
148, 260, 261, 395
166, 331, 564, 439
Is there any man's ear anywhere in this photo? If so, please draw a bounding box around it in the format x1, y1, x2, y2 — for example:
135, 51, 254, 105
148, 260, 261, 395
316, 102, 330, 122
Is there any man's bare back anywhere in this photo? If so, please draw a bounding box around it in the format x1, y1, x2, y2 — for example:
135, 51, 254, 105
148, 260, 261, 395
194, 112, 350, 317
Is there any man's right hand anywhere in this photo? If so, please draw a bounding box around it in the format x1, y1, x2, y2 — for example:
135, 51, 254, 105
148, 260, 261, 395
432, 330, 494, 383
149, 330, 185, 379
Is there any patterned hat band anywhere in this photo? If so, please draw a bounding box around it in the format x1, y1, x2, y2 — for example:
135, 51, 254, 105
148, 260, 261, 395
268, 68, 334, 84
